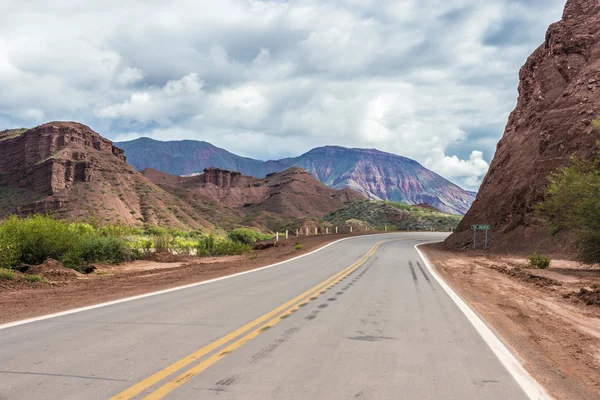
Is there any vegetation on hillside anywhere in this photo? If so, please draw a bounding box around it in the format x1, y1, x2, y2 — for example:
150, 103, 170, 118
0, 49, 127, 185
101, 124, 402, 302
536, 140, 600, 263
325, 200, 462, 231
0, 215, 269, 271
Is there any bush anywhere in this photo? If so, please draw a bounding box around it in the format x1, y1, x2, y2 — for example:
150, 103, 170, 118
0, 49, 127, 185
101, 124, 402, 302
153, 234, 174, 253
295, 244, 303, 250
0, 215, 74, 267
227, 228, 273, 245
63, 236, 132, 269
0, 215, 135, 271
528, 251, 551, 269
0, 268, 14, 280
195, 235, 250, 256
536, 140, 600, 263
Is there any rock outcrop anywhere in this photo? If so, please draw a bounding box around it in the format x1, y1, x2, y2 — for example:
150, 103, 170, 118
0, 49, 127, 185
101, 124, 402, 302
201, 168, 242, 188
0, 122, 211, 230
446, 0, 600, 250
142, 166, 364, 220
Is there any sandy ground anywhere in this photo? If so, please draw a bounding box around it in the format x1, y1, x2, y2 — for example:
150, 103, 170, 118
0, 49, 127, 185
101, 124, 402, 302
0, 233, 375, 324
421, 243, 600, 400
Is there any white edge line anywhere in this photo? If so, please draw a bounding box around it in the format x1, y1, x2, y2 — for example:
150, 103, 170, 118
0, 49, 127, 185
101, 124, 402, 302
0, 233, 397, 331
415, 242, 552, 400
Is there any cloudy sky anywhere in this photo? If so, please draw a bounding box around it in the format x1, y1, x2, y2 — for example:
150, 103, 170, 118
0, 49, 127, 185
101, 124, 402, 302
0, 0, 565, 190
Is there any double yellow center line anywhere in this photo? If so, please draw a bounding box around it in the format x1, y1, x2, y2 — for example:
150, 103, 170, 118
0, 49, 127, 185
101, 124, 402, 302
111, 240, 389, 400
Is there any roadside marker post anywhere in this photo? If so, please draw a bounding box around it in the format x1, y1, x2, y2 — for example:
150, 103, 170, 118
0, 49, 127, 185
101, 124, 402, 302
335, 226, 338, 234
315, 227, 318, 235
471, 224, 491, 249
326, 227, 329, 234
296, 229, 299, 237
350, 226, 353, 233
306, 227, 309, 236
286, 230, 289, 240
276, 232, 279, 242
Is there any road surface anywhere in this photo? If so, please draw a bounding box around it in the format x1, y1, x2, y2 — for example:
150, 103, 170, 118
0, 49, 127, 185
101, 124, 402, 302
0, 233, 532, 399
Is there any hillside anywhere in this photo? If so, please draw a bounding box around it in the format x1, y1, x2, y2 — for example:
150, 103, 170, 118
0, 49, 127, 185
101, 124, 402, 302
325, 201, 461, 232
446, 0, 600, 251
116, 141, 476, 215
142, 166, 364, 231
0, 122, 212, 230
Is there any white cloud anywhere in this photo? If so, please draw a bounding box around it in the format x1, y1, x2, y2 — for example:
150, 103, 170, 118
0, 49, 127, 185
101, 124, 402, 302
437, 151, 490, 189
0, 0, 567, 190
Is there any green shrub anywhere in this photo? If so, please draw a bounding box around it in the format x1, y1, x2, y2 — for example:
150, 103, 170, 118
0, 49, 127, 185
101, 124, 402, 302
195, 235, 250, 256
535, 139, 600, 263
295, 244, 303, 250
0, 215, 74, 267
528, 251, 551, 269
227, 228, 273, 245
0, 268, 14, 280
153, 234, 174, 253
23, 274, 43, 283
63, 236, 131, 269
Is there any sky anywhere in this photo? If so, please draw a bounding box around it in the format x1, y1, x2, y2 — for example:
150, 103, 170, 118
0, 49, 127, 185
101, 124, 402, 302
0, 0, 566, 190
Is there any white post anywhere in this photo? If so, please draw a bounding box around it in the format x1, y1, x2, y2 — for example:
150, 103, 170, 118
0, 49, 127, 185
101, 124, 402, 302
276, 232, 279, 242
350, 226, 353, 233
315, 227, 318, 235
296, 229, 299, 237
306, 227, 309, 236
385, 226, 387, 232
286, 230, 289, 239
335, 226, 338, 234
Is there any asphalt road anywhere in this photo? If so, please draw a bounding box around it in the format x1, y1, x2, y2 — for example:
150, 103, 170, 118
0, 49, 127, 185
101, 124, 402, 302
0, 233, 532, 399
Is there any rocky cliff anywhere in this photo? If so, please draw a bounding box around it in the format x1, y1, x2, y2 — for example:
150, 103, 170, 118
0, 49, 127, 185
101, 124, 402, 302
446, 0, 600, 250
0, 122, 211, 230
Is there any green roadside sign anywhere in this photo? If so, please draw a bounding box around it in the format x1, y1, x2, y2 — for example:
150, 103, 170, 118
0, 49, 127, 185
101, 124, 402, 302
472, 224, 491, 231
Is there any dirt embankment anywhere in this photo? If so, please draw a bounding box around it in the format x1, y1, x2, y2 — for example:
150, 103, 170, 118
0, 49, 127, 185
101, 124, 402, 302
421, 243, 600, 400
0, 233, 377, 324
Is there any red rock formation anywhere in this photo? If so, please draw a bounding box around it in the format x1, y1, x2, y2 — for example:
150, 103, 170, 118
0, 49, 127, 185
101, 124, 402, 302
201, 168, 242, 188
0, 122, 211, 230
143, 166, 364, 219
0, 122, 125, 195
446, 0, 600, 250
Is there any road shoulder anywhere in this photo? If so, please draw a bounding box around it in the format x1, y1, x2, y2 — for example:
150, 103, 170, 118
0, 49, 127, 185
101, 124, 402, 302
420, 242, 600, 400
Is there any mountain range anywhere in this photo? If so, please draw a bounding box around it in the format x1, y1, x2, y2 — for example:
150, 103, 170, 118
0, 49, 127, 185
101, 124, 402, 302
116, 138, 476, 214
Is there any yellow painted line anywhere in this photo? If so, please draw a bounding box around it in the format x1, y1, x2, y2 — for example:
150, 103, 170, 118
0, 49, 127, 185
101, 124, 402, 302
142, 241, 391, 399
111, 240, 387, 400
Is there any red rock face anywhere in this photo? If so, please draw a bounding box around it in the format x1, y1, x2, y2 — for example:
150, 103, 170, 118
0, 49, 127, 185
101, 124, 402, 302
0, 122, 126, 195
201, 168, 242, 188
446, 0, 600, 250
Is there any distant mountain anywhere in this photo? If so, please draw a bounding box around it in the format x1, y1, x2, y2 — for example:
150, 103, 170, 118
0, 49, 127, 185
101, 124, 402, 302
278, 146, 476, 215
116, 139, 476, 214
116, 137, 287, 177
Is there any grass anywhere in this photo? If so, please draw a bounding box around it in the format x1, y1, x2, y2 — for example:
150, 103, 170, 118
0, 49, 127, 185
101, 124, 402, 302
22, 274, 43, 283
0, 268, 15, 280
